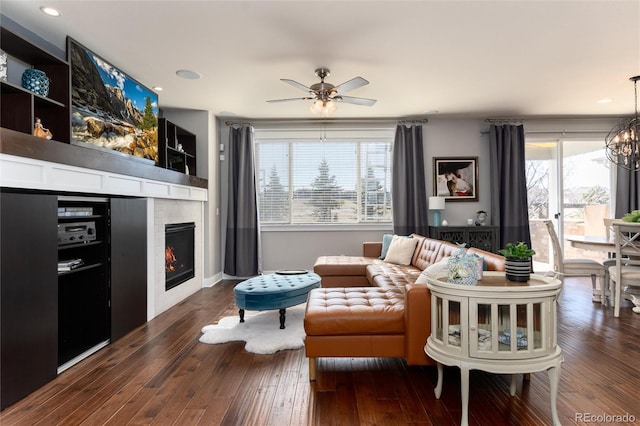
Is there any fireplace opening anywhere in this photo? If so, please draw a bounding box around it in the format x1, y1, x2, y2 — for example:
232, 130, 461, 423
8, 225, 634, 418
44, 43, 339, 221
165, 222, 195, 291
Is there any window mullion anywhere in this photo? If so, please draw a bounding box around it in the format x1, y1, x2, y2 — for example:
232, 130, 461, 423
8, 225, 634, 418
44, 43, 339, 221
288, 141, 294, 225
356, 141, 362, 222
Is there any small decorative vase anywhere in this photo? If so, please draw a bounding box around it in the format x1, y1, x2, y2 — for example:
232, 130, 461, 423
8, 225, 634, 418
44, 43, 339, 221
21, 68, 50, 96
447, 253, 479, 286
504, 258, 531, 282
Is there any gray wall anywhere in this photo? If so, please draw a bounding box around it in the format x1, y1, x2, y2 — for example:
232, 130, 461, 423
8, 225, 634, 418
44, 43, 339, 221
423, 118, 493, 226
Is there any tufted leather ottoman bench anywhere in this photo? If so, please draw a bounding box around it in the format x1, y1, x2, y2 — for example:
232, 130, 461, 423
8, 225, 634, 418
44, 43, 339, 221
303, 287, 405, 380
233, 272, 321, 329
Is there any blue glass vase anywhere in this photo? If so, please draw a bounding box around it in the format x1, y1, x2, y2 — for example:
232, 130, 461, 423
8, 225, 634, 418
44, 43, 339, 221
21, 68, 50, 97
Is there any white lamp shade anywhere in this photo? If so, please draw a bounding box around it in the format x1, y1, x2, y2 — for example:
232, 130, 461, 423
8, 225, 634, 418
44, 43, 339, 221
429, 196, 445, 210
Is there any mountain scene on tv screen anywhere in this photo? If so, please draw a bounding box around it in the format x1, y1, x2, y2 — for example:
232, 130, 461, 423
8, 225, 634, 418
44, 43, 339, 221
69, 41, 159, 162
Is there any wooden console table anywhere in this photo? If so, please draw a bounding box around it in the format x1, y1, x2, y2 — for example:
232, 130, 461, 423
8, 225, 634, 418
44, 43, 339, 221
424, 272, 563, 426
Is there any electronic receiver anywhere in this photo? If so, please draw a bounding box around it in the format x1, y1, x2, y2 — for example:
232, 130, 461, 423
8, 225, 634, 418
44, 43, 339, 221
58, 221, 96, 245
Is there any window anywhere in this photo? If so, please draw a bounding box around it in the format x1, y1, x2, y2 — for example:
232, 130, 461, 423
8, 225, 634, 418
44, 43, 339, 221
526, 138, 613, 267
255, 125, 394, 225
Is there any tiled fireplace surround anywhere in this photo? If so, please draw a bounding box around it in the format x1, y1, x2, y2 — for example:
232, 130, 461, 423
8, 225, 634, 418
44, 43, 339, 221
151, 198, 204, 319
0, 153, 207, 321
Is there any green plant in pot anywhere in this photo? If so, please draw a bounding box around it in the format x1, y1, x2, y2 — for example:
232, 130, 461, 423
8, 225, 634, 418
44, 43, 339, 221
499, 241, 536, 282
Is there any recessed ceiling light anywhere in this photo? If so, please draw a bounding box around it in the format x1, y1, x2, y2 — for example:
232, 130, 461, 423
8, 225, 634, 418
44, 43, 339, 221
40, 6, 61, 17
597, 98, 614, 104
153, 86, 163, 91
176, 69, 202, 80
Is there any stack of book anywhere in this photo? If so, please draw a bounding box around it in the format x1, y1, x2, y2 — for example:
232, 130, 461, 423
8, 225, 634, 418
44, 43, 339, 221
58, 258, 84, 272
58, 207, 93, 217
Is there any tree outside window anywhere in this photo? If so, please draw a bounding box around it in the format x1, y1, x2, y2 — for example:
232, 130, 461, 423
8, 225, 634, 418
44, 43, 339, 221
259, 165, 289, 222
309, 158, 343, 222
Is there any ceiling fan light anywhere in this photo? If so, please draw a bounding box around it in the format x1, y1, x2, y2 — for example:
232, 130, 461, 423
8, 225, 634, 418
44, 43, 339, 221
310, 100, 323, 114
310, 99, 337, 116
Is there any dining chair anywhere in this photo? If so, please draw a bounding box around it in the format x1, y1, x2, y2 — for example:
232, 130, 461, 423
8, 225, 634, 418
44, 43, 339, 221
609, 221, 640, 317
600, 218, 619, 301
542, 220, 606, 301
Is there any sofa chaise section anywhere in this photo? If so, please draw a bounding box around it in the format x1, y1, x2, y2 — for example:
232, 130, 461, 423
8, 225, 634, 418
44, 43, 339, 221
306, 233, 506, 379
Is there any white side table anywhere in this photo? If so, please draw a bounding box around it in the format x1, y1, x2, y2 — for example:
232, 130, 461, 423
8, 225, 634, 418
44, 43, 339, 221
424, 272, 563, 426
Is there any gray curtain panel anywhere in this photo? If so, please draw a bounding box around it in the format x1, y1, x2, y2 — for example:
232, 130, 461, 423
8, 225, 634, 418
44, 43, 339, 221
614, 167, 640, 217
224, 126, 261, 277
489, 124, 532, 249
392, 124, 429, 236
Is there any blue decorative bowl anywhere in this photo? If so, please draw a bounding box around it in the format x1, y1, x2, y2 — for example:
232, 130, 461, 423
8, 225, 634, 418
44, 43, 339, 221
22, 68, 50, 96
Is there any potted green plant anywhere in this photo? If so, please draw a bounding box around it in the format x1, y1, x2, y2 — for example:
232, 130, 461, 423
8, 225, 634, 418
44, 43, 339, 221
499, 242, 536, 282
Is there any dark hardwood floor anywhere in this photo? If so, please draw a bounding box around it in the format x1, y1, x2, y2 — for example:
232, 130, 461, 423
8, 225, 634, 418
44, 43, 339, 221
2, 276, 639, 425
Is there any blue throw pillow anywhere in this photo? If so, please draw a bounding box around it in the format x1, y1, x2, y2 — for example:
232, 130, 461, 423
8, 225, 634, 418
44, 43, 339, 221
380, 234, 394, 259
480, 256, 488, 270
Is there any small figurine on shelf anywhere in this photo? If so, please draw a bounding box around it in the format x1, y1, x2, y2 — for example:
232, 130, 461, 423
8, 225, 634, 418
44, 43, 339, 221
33, 117, 53, 140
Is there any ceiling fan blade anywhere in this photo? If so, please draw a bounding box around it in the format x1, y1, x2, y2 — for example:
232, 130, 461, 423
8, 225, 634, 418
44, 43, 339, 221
335, 76, 369, 94
266, 97, 314, 103
281, 79, 312, 93
334, 95, 377, 106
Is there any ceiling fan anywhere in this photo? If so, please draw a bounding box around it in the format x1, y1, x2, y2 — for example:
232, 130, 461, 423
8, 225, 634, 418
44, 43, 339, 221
267, 68, 377, 114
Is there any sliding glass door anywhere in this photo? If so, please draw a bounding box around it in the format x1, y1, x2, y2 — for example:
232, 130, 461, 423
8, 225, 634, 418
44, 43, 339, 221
526, 139, 612, 268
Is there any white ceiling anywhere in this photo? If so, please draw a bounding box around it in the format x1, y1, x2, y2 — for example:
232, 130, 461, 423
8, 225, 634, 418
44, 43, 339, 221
2, 0, 639, 120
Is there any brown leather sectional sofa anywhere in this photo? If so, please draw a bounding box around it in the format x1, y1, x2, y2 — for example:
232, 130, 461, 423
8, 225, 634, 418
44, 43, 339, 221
304, 233, 506, 380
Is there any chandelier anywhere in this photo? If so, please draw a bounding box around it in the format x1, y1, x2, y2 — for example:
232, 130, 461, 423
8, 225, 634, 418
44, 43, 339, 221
605, 76, 640, 171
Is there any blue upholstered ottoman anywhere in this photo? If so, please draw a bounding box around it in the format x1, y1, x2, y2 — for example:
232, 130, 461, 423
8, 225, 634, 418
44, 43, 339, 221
233, 272, 321, 328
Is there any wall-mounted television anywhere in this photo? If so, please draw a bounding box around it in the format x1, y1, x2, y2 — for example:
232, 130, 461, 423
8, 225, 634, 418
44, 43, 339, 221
67, 37, 159, 163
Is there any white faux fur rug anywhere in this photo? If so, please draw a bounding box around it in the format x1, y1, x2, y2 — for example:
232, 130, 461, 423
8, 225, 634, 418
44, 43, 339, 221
199, 304, 306, 354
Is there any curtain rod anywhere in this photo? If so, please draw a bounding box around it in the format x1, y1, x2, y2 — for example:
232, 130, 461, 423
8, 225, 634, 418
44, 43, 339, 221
485, 118, 524, 124
398, 118, 428, 124
481, 129, 611, 135
225, 120, 252, 127
224, 117, 428, 126
524, 129, 611, 134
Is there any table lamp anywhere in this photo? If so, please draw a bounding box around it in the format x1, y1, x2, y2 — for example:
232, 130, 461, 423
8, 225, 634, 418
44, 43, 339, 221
429, 196, 446, 226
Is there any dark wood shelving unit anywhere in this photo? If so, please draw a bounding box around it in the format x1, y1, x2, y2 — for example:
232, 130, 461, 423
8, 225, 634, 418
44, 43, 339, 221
57, 198, 110, 367
0, 26, 71, 143
159, 118, 197, 176
1, 189, 149, 408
